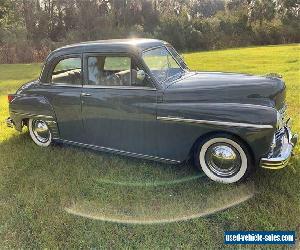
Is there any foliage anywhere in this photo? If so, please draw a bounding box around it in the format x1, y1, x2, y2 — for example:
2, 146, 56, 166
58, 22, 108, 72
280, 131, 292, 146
0, 0, 299, 63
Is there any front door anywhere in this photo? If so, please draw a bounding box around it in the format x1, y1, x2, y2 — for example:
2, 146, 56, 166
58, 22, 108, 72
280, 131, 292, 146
81, 53, 159, 156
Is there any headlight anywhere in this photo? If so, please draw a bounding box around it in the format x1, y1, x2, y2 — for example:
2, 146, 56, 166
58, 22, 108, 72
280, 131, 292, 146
276, 111, 284, 130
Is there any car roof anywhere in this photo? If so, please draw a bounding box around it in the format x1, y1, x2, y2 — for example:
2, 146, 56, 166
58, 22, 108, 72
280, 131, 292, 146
46, 38, 168, 61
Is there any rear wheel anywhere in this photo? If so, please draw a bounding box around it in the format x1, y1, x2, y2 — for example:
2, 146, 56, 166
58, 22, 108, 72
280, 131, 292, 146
194, 134, 253, 183
28, 118, 52, 147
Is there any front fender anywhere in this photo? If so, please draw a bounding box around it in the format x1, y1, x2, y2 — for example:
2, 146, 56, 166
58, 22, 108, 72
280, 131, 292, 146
157, 102, 277, 126
157, 102, 277, 164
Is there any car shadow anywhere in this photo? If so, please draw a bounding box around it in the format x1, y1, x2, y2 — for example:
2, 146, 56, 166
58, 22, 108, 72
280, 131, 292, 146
0, 132, 260, 224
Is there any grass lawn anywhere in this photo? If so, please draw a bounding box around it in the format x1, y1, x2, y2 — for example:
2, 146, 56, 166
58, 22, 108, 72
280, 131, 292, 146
0, 44, 299, 248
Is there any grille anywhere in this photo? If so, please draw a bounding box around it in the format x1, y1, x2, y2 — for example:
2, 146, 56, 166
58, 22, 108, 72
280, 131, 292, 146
278, 104, 287, 120
268, 127, 285, 157
275, 127, 285, 140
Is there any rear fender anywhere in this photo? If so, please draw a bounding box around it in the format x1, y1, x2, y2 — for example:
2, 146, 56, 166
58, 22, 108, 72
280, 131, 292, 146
9, 95, 59, 138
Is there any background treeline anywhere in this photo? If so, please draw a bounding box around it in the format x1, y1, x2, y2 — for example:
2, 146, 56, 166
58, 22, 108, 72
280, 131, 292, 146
0, 0, 299, 63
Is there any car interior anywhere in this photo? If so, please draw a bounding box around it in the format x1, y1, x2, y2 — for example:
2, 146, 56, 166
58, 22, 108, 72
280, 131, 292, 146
51, 56, 149, 87
88, 56, 145, 87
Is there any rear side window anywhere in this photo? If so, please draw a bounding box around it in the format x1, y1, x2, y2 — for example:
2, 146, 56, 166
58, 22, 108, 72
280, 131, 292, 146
51, 57, 82, 85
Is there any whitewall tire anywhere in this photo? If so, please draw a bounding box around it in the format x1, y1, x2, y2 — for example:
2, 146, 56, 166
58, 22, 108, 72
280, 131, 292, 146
195, 135, 252, 184
28, 118, 52, 147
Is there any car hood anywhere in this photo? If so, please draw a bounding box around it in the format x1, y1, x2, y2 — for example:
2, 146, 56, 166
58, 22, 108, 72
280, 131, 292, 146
164, 71, 285, 109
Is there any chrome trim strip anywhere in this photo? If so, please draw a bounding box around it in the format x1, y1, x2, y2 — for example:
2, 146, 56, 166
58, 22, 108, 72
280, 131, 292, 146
189, 102, 276, 110
59, 139, 181, 164
11, 111, 54, 119
82, 85, 156, 91
157, 116, 273, 129
46, 120, 57, 124
47, 83, 83, 88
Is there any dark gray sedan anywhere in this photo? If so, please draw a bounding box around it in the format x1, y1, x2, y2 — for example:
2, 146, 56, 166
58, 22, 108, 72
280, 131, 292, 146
6, 39, 298, 183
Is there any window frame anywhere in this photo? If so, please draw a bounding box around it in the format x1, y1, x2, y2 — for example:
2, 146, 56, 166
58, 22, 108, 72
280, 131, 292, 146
83, 52, 157, 90
141, 45, 185, 85
45, 54, 83, 87
166, 44, 189, 70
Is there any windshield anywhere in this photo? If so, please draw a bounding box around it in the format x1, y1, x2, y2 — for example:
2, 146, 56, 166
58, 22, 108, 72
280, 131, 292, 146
142, 46, 184, 83
167, 45, 189, 69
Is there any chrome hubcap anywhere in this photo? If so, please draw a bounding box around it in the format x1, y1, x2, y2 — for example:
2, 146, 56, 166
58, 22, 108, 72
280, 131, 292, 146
205, 143, 241, 177
32, 120, 50, 143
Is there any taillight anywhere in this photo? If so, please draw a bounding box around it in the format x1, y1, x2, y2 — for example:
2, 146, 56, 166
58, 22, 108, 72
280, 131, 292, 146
7, 94, 15, 103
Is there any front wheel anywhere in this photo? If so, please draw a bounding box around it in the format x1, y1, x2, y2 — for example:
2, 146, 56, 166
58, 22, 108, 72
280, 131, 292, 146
194, 134, 253, 183
28, 118, 52, 147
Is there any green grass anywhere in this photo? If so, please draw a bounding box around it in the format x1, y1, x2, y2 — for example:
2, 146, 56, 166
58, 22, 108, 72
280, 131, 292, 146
0, 44, 299, 248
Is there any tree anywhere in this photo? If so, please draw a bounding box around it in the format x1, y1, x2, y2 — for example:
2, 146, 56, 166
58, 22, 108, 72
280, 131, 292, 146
248, 0, 276, 25
225, 0, 250, 12
0, 0, 11, 24
190, 0, 225, 18
276, 0, 300, 24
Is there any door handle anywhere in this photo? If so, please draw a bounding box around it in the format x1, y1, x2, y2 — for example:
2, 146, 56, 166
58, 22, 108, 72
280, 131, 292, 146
81, 93, 91, 97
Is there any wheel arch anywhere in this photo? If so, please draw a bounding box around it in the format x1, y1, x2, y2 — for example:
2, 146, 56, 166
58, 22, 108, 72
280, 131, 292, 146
190, 130, 255, 166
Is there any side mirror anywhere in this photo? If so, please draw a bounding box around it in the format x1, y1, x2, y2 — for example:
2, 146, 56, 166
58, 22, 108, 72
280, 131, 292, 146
136, 70, 146, 81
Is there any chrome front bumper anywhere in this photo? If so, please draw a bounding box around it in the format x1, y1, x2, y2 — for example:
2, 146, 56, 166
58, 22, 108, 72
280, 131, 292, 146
6, 117, 14, 128
260, 126, 298, 169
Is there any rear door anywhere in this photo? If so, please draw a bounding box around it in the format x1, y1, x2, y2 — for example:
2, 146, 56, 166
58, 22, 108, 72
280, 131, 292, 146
39, 55, 85, 142
81, 53, 160, 156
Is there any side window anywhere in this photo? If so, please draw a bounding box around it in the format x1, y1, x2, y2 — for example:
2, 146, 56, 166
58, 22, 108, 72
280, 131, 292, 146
88, 55, 153, 88
142, 47, 181, 83
51, 57, 82, 85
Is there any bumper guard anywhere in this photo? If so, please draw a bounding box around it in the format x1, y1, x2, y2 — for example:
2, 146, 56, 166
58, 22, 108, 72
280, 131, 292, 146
260, 125, 298, 169
6, 117, 14, 128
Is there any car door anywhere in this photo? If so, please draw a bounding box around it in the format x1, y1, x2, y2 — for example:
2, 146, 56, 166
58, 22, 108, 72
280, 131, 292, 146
39, 55, 85, 142
81, 53, 160, 156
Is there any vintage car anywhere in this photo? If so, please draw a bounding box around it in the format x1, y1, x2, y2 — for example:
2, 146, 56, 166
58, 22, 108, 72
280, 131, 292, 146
6, 38, 298, 183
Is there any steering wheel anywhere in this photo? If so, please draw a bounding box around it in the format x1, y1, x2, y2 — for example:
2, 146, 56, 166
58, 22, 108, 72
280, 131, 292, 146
156, 70, 168, 82
106, 73, 121, 85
